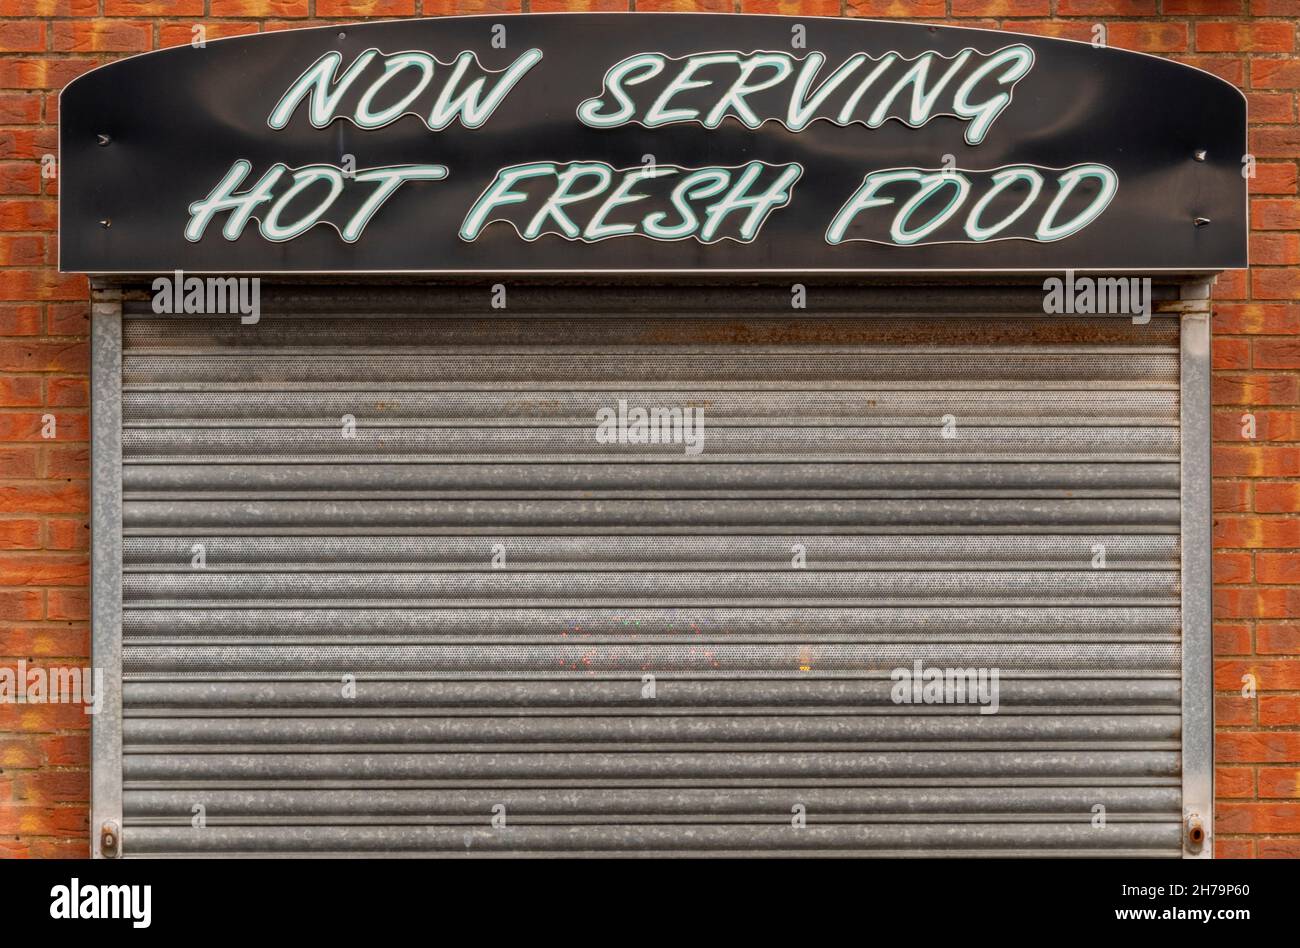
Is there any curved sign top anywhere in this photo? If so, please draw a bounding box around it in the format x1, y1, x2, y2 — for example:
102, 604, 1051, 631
58, 13, 1248, 274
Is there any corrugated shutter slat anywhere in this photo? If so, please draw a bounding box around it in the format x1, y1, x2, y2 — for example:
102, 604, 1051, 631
117, 284, 1183, 857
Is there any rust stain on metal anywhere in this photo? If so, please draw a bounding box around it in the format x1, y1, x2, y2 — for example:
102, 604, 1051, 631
634, 318, 1174, 348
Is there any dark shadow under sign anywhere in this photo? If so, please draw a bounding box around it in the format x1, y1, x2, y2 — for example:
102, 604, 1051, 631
59, 13, 1247, 274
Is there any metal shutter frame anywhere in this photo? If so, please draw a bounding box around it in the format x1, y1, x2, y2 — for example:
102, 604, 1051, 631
89, 280, 1213, 858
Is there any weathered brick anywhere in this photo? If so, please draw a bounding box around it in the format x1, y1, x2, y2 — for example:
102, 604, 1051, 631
1167, 0, 1242, 11
1212, 445, 1300, 478
846, 0, 946, 15
211, 0, 310, 13
1256, 483, 1300, 512
0, 446, 40, 478
45, 452, 88, 484
1197, 21, 1295, 52
104, 0, 204, 14
1057, 0, 1155, 13
632, 0, 728, 7
51, 20, 153, 53
45, 589, 88, 621
0, 301, 42, 334
41, 518, 88, 551
264, 18, 334, 31
1260, 695, 1300, 726
1215, 408, 1300, 441
1214, 551, 1253, 584
1217, 515, 1300, 548
9, 770, 89, 806
0, 0, 97, 11
1249, 234, 1300, 267
27, 838, 90, 857
0, 553, 88, 587
1258, 839, 1300, 857
1216, 766, 1255, 798
0, 199, 56, 230
1251, 198, 1300, 230
1215, 621, 1253, 654
1215, 838, 1254, 858
0, 410, 87, 442
1215, 302, 1300, 334
1170, 54, 1244, 85
1216, 693, 1255, 725
1213, 373, 1299, 406
1216, 269, 1250, 301
0, 519, 40, 550
1216, 802, 1300, 833
0, 22, 46, 54
314, 0, 419, 14
1214, 586, 1300, 618
951, 0, 1049, 15
1255, 338, 1300, 369
0, 162, 40, 196
1250, 162, 1298, 196
40, 734, 88, 766
1253, 58, 1300, 89
0, 376, 41, 407
0, 59, 98, 91
0, 737, 41, 768
1001, 20, 1094, 40
1246, 93, 1295, 126
45, 304, 88, 338
0, 93, 41, 125
1214, 480, 1251, 512
1257, 767, 1300, 797
536, 0, 630, 7
0, 481, 89, 515
0, 589, 42, 620
1213, 337, 1250, 370
1253, 268, 1300, 301
44, 376, 87, 406
0, 625, 89, 657
1216, 660, 1300, 691
1217, 731, 1300, 764
0, 804, 89, 837
1257, 552, 1300, 583
158, 22, 261, 48
1107, 22, 1190, 53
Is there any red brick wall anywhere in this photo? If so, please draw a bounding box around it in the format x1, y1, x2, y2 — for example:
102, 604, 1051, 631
0, 1, 1295, 859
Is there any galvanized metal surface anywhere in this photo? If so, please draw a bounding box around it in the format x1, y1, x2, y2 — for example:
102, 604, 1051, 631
90, 286, 123, 857
101, 283, 1200, 856
1179, 294, 1214, 858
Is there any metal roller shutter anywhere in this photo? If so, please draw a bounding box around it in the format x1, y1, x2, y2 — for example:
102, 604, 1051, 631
93, 282, 1209, 857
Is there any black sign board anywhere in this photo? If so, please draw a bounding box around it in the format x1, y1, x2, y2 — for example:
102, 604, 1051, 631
59, 13, 1247, 274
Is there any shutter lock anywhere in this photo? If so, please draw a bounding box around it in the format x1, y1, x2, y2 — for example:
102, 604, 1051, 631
100, 820, 121, 858
1184, 813, 1206, 854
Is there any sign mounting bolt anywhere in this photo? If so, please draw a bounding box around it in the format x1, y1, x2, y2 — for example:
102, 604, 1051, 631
1193, 149, 1207, 161
96, 134, 111, 146
1193, 217, 1211, 227
98, 218, 111, 228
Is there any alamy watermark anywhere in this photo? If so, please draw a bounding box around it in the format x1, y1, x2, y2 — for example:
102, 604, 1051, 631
1042, 269, 1152, 324
595, 398, 705, 456
50, 879, 151, 928
890, 660, 1000, 715
152, 268, 261, 324
0, 661, 103, 714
